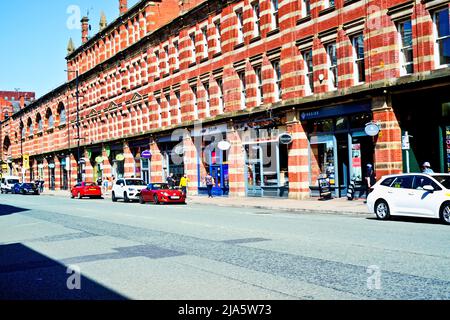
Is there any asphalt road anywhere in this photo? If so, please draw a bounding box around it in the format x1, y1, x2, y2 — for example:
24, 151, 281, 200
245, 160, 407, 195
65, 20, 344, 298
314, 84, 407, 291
0, 193, 449, 300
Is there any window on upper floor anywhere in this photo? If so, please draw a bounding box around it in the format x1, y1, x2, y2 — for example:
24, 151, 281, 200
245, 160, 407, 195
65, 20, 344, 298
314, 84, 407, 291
37, 115, 43, 132
4, 111, 9, 119
164, 45, 170, 74
352, 33, 365, 84
301, 0, 311, 17
236, 10, 244, 44
156, 98, 162, 127
216, 78, 224, 114
191, 85, 198, 119
165, 94, 171, 124
303, 49, 314, 95
59, 108, 67, 125
271, 0, 279, 30
203, 82, 210, 118
397, 19, 414, 75
254, 66, 263, 105
201, 26, 209, 59
154, 50, 160, 76
238, 70, 246, 110
326, 42, 338, 90
28, 120, 33, 136
190, 32, 197, 64
323, 0, 335, 10
175, 91, 182, 124
173, 41, 180, 70
21, 124, 26, 138
433, 7, 450, 67
272, 60, 282, 101
252, 2, 261, 38
214, 20, 222, 53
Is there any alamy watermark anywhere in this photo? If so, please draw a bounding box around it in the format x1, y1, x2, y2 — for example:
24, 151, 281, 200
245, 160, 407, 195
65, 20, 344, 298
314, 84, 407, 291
66, 265, 81, 290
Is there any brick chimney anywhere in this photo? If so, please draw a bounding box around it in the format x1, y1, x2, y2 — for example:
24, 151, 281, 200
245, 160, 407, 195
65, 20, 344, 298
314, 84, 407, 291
119, 0, 128, 15
81, 16, 89, 44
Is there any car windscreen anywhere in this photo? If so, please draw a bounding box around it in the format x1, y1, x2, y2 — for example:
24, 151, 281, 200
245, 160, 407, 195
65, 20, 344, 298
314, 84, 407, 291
433, 176, 450, 189
84, 183, 97, 187
8, 179, 20, 184
22, 184, 35, 188
126, 179, 146, 186
152, 184, 169, 190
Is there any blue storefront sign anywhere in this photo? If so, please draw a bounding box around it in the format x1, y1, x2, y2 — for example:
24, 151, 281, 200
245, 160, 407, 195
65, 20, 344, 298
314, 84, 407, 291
300, 102, 372, 121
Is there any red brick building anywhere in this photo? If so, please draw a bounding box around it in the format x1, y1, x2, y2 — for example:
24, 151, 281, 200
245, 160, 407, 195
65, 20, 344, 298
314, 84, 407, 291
1, 0, 450, 198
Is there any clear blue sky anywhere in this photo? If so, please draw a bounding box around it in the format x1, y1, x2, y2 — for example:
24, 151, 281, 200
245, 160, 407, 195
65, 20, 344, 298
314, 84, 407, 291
0, 0, 139, 98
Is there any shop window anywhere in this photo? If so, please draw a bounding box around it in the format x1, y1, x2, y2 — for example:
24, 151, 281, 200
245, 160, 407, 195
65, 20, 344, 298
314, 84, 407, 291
335, 116, 349, 131
350, 113, 371, 129
442, 102, 450, 117
309, 119, 334, 133
433, 8, 450, 67
398, 20, 414, 75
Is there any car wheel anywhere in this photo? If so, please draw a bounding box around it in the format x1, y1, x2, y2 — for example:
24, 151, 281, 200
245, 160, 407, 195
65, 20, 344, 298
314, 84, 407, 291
153, 194, 160, 205
139, 195, 145, 204
375, 200, 390, 220
439, 202, 450, 225
22, 190, 26, 195
78, 192, 82, 200
112, 192, 117, 202
71, 192, 75, 199
124, 192, 130, 203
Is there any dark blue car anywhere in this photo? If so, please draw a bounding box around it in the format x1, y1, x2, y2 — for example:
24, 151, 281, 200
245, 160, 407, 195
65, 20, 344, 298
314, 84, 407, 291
13, 183, 40, 195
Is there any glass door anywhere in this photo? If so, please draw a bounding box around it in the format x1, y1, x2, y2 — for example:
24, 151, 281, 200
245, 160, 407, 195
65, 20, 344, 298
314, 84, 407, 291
309, 135, 339, 197
245, 144, 263, 197
140, 158, 150, 184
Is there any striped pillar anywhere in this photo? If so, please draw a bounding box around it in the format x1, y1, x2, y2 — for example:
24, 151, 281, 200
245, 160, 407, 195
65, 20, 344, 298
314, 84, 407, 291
54, 156, 61, 190
102, 147, 112, 179
69, 153, 78, 184
150, 140, 163, 183
123, 142, 135, 178
227, 126, 246, 197
43, 158, 49, 189
372, 96, 403, 179
287, 120, 310, 200
183, 130, 199, 195
83, 149, 93, 182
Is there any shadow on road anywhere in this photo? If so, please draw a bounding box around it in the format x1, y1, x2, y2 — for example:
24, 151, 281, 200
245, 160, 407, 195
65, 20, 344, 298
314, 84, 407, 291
0, 243, 127, 300
0, 204, 30, 216
366, 216, 443, 225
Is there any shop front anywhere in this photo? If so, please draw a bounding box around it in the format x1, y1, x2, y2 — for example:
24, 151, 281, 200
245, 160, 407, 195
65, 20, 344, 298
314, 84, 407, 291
301, 102, 375, 198
59, 156, 69, 190
191, 124, 229, 196
109, 145, 125, 179
47, 160, 56, 191
88, 147, 104, 184
237, 116, 290, 198
128, 139, 151, 184
157, 135, 185, 186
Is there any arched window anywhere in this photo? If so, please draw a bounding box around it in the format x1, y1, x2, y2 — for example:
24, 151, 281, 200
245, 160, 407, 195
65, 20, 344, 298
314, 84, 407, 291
21, 122, 25, 138
46, 108, 54, 129
57, 103, 66, 125
27, 118, 33, 136
36, 114, 43, 132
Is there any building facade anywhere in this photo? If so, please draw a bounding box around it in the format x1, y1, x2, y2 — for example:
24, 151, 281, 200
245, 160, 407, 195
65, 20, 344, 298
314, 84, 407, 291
1, 0, 450, 198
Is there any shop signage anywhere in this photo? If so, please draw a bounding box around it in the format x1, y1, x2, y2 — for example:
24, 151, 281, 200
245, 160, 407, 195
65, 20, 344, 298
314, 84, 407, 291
218, 141, 232, 151
2, 164, 8, 170
174, 145, 184, 155
446, 127, 450, 172
23, 155, 30, 170
95, 156, 104, 164
38, 164, 45, 169
191, 124, 228, 137
364, 122, 380, 137
78, 158, 87, 165
115, 154, 125, 161
300, 102, 372, 120
279, 133, 293, 145
141, 150, 152, 159
48, 163, 56, 169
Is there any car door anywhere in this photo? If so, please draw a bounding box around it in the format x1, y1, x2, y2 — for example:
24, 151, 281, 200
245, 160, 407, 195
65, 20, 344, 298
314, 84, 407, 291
116, 180, 125, 198
408, 175, 443, 217
389, 175, 415, 215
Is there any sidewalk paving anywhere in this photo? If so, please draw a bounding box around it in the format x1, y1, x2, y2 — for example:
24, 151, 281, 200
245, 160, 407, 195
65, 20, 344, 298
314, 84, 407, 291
41, 189, 370, 216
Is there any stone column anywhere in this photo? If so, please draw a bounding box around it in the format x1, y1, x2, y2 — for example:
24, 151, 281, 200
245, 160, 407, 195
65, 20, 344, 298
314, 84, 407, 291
227, 126, 246, 197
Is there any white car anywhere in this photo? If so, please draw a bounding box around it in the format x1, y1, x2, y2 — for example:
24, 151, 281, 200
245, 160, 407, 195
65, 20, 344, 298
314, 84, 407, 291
111, 178, 147, 202
367, 173, 450, 224
1, 176, 21, 194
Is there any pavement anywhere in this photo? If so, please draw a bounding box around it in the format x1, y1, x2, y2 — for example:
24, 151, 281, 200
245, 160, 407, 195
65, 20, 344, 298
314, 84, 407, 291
41, 189, 370, 216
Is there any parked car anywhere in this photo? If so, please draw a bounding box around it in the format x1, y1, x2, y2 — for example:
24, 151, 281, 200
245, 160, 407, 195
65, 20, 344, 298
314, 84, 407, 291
1, 176, 20, 194
112, 178, 147, 202
71, 182, 102, 199
367, 173, 450, 224
13, 183, 40, 195
138, 183, 186, 205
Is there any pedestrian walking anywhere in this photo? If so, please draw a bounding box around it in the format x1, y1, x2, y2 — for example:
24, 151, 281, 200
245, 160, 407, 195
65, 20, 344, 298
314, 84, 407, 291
179, 174, 189, 197
102, 177, 109, 195
166, 173, 176, 189
362, 164, 376, 200
422, 162, 434, 174
204, 173, 215, 198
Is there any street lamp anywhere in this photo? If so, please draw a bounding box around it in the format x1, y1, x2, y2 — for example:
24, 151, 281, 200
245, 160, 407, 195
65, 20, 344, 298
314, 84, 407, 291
65, 69, 82, 182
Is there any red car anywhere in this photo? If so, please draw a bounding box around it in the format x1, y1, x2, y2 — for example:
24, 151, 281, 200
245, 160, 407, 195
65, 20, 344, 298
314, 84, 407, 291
71, 182, 102, 199
139, 183, 186, 205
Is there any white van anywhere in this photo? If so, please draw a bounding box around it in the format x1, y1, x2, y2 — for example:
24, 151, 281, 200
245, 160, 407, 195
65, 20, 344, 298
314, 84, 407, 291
1, 176, 21, 194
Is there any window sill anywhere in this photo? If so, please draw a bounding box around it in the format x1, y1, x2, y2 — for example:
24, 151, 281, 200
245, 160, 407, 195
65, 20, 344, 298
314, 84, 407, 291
250, 35, 261, 44
234, 42, 245, 50
173, 68, 180, 74
188, 62, 197, 68
344, 0, 361, 7
297, 16, 312, 25
212, 52, 222, 58
267, 28, 280, 37
200, 57, 209, 64
46, 128, 54, 134
58, 124, 67, 130
319, 7, 335, 16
